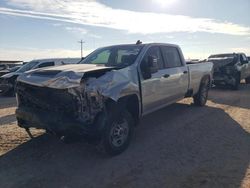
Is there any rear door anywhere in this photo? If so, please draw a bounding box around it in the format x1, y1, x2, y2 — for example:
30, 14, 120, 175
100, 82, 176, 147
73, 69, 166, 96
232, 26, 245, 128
160, 46, 189, 101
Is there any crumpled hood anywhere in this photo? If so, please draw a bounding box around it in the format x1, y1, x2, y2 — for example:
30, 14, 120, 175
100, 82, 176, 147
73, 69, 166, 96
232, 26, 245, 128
208, 57, 236, 69
17, 64, 114, 89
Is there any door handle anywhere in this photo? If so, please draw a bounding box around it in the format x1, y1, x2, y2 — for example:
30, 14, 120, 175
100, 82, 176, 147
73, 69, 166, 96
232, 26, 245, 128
163, 74, 170, 78
183, 71, 188, 74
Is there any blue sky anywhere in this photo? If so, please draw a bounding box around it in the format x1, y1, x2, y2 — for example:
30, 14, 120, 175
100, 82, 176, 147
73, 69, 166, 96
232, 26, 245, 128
0, 0, 250, 61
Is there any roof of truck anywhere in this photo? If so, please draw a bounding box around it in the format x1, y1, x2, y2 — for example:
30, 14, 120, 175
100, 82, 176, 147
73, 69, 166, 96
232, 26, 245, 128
99, 43, 179, 48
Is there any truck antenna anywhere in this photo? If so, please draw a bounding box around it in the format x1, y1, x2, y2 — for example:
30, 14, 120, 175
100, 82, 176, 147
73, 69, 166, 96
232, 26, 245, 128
136, 40, 142, 45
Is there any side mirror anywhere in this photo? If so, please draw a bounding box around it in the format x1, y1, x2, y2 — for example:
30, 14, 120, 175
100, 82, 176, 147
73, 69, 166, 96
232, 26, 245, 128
148, 55, 158, 74
140, 56, 158, 80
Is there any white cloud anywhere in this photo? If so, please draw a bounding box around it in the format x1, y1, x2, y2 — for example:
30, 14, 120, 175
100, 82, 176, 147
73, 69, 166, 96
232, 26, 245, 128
89, 33, 102, 39
0, 0, 249, 36
0, 48, 93, 61
230, 48, 250, 55
65, 26, 88, 34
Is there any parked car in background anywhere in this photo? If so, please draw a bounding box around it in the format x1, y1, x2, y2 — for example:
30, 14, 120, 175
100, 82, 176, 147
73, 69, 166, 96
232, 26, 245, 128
0, 65, 23, 77
208, 53, 250, 90
15, 43, 213, 156
0, 62, 23, 77
0, 58, 81, 96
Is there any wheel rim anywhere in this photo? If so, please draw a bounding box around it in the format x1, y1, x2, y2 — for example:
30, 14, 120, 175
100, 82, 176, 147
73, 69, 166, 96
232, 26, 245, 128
110, 118, 129, 148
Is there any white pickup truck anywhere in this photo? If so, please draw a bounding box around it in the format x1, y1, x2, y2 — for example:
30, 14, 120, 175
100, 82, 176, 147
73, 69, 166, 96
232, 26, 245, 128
15, 43, 213, 155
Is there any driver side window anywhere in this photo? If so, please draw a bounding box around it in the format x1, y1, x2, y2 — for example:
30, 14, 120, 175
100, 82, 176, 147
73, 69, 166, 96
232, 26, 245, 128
142, 47, 164, 70
140, 46, 164, 79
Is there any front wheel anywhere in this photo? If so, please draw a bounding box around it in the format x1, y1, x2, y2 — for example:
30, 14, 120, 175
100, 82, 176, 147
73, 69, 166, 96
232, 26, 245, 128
99, 109, 134, 156
193, 78, 210, 106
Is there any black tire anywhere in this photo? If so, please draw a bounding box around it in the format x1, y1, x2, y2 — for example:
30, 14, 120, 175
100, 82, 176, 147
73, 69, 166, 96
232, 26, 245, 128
231, 73, 240, 90
193, 78, 210, 106
245, 77, 250, 84
99, 109, 135, 156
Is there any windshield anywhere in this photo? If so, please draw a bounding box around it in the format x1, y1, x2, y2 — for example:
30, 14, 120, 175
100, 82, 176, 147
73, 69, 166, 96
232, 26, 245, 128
80, 45, 142, 68
16, 61, 39, 73
208, 54, 236, 59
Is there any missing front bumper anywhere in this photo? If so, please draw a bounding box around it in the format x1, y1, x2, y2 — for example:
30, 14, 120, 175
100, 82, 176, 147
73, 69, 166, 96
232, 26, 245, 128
16, 107, 104, 136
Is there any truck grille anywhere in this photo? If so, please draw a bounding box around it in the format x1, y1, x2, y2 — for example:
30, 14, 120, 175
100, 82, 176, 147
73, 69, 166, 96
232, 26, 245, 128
16, 82, 79, 118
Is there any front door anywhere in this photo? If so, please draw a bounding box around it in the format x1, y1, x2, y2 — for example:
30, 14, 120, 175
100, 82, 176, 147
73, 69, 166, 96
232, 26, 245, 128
140, 46, 169, 114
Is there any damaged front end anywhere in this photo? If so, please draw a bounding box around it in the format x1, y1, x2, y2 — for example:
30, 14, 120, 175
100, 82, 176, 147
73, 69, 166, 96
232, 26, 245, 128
15, 64, 139, 137
16, 81, 105, 136
210, 57, 239, 86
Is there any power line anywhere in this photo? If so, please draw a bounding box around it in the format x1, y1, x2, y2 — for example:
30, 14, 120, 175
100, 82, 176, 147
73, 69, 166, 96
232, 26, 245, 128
78, 40, 85, 58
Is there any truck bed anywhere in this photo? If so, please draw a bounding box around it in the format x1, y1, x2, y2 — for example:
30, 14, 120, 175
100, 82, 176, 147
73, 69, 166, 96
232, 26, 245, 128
187, 62, 214, 95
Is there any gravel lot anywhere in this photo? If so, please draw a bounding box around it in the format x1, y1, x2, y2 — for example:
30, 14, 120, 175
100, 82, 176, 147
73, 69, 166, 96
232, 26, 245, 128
0, 83, 250, 188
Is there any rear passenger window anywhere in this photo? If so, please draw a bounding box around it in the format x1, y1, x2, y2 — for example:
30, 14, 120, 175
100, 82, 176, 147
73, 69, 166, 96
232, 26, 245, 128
38, 62, 55, 68
161, 47, 183, 68
142, 46, 164, 69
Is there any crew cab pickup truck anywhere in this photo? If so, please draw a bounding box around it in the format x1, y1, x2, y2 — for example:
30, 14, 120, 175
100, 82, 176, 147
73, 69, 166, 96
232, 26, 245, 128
15, 43, 213, 155
208, 53, 250, 90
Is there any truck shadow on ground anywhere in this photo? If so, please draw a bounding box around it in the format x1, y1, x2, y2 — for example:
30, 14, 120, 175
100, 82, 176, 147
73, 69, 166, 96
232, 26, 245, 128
0, 114, 16, 126
0, 97, 16, 109
210, 83, 250, 109
0, 103, 250, 188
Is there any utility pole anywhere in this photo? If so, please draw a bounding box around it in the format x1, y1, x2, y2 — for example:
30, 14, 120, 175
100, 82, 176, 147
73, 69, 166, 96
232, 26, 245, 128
78, 40, 85, 58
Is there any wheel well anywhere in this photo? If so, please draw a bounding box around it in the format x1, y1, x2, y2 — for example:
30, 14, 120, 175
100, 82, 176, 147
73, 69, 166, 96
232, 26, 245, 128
125, 95, 140, 124
105, 95, 140, 125
200, 75, 211, 87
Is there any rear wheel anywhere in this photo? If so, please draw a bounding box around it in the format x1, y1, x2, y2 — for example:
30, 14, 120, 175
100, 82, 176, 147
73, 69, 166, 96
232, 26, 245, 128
193, 78, 210, 106
99, 109, 134, 156
245, 77, 250, 84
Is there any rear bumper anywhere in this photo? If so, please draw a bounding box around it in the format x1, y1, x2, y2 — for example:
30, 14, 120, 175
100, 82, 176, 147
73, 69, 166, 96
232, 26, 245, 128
16, 107, 104, 136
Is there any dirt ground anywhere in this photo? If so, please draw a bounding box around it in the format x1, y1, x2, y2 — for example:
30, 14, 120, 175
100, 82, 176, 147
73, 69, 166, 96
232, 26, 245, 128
0, 83, 250, 188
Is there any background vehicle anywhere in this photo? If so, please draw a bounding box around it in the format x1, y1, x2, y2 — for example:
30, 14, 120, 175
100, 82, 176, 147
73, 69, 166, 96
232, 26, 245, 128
15, 43, 213, 156
0, 58, 81, 96
0, 62, 23, 77
208, 53, 250, 90
0, 65, 22, 77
